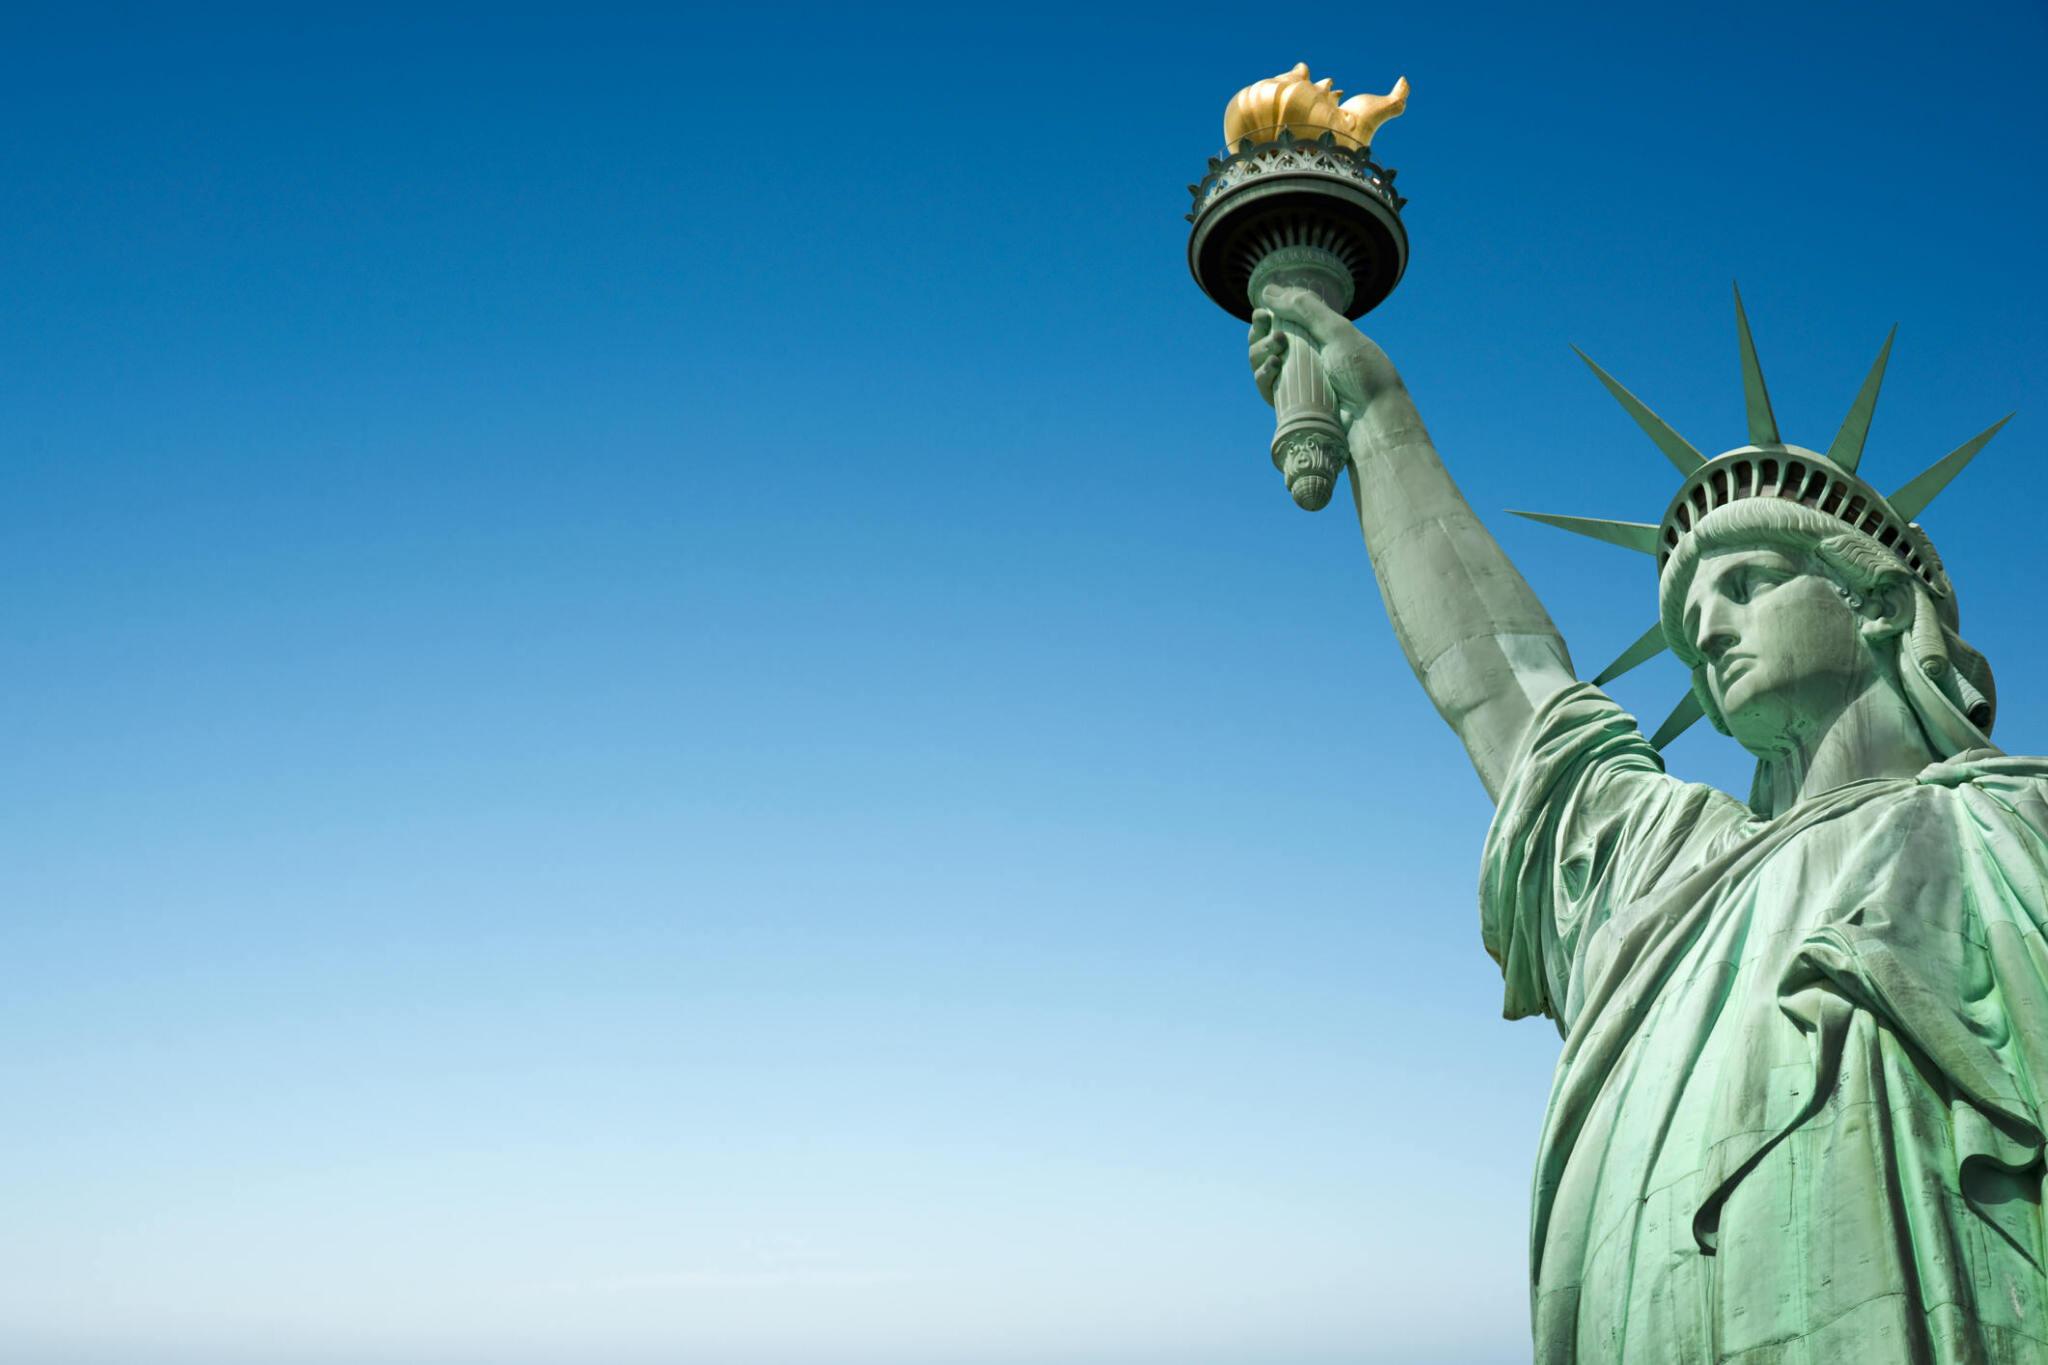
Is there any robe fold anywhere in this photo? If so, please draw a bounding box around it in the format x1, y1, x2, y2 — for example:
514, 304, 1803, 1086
1480, 683, 2048, 1362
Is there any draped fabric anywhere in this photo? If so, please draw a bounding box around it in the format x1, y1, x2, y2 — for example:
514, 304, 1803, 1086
1480, 683, 2048, 1363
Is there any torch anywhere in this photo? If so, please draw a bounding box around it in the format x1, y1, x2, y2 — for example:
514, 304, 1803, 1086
1186, 64, 1410, 511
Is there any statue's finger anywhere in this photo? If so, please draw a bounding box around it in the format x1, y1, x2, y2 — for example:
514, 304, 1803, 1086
1260, 284, 1352, 347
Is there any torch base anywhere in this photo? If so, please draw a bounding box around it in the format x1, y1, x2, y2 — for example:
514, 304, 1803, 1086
1186, 134, 1408, 323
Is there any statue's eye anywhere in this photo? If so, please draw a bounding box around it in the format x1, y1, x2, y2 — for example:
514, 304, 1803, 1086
1731, 569, 1786, 604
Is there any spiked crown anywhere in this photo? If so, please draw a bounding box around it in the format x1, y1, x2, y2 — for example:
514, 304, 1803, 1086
1513, 285, 2013, 751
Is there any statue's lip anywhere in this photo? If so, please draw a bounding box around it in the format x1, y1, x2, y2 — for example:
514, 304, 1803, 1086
1715, 655, 1757, 686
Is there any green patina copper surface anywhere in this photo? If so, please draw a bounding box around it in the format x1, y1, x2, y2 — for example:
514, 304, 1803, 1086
1245, 287, 2041, 1362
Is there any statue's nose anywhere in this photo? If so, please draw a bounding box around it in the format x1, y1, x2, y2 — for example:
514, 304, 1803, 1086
1695, 599, 1740, 661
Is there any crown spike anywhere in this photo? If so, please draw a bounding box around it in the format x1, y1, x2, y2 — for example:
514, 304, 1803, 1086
1825, 326, 1896, 473
1889, 415, 2014, 521
1732, 283, 1780, 447
1593, 622, 1670, 686
1649, 690, 1707, 751
1571, 347, 1706, 474
1507, 510, 1662, 555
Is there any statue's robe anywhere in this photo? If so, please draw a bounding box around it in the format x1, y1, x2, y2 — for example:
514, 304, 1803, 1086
1482, 684, 2048, 1363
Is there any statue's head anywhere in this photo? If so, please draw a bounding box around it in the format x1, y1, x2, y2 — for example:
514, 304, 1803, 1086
1657, 495, 1995, 794
1512, 289, 2012, 814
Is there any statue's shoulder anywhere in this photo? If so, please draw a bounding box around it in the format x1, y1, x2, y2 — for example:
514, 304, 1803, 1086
1917, 750, 2048, 788
1912, 750, 2048, 835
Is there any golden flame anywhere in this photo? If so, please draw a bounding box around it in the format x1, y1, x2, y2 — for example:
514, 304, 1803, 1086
1223, 62, 1409, 152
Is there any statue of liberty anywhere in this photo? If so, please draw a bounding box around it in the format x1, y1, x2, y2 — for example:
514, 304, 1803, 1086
1246, 281, 2041, 1362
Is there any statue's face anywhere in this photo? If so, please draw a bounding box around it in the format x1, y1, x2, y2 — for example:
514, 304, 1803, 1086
1681, 546, 1874, 753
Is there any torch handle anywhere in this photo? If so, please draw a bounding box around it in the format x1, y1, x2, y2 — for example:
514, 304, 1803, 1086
1268, 316, 1349, 512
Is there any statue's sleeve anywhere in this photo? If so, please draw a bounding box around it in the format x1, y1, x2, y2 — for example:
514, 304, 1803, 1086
1478, 682, 1748, 1031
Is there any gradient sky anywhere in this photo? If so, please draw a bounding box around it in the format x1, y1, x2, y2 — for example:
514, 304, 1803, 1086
3, 4, 2045, 1363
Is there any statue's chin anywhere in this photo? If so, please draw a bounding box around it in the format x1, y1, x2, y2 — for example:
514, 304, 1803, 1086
1720, 692, 1800, 760
1730, 736, 1792, 765
1722, 676, 1878, 762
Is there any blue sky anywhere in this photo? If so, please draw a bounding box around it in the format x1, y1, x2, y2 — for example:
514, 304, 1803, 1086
2, 3, 2044, 1362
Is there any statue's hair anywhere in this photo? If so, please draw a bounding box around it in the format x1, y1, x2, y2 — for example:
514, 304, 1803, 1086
1655, 500, 1996, 789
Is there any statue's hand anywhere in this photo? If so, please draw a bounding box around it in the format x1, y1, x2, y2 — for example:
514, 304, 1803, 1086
1247, 307, 1288, 407
1248, 285, 1393, 426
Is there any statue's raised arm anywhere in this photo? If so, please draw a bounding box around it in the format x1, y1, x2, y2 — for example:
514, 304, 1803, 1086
1251, 285, 1574, 800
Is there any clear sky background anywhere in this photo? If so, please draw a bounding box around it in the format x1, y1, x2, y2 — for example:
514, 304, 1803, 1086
3, 4, 2044, 1363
